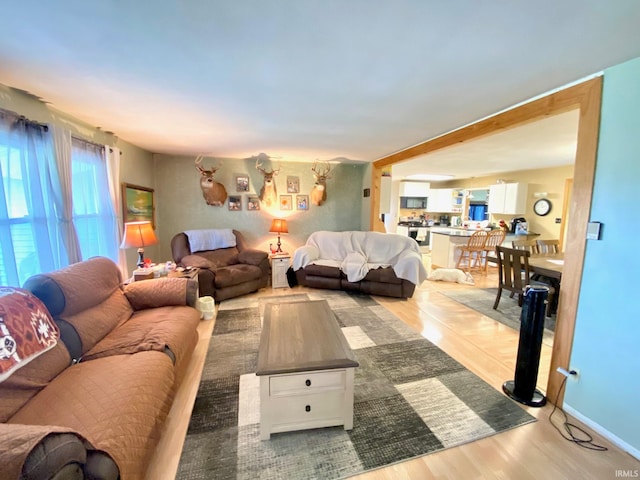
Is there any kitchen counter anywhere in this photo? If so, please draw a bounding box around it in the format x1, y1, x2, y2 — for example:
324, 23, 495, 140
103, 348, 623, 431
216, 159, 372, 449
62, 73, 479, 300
430, 227, 490, 237
430, 229, 540, 269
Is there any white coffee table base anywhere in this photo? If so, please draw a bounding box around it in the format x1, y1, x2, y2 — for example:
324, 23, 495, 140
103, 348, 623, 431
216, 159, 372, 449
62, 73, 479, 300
256, 300, 359, 440
259, 368, 355, 440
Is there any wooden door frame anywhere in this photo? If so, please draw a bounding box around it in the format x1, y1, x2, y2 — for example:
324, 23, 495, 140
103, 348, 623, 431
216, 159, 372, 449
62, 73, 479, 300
558, 178, 574, 252
370, 77, 602, 403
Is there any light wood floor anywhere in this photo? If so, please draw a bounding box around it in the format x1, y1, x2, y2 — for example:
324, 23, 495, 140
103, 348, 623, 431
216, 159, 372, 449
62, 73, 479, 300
146, 259, 639, 479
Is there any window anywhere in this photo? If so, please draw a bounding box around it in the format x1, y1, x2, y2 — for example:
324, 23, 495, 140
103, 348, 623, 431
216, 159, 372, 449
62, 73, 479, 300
71, 138, 118, 262
0, 111, 119, 286
0, 117, 62, 286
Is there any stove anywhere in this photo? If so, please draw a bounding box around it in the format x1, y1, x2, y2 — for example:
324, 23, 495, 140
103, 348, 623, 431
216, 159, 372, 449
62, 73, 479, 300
397, 221, 430, 246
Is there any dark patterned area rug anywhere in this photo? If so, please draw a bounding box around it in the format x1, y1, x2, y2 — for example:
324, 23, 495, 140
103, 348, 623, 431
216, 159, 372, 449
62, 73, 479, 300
439, 287, 555, 346
176, 290, 535, 480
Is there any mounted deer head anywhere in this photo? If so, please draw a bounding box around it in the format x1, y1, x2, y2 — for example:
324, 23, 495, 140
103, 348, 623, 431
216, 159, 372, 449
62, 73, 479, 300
195, 156, 227, 206
256, 158, 280, 208
310, 161, 332, 206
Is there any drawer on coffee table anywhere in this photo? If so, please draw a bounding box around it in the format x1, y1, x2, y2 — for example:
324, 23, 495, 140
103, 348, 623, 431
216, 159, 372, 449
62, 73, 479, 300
270, 370, 345, 396
269, 390, 346, 425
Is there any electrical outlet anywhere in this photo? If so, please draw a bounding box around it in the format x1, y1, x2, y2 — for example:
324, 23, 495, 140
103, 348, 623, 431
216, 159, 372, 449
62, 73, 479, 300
557, 367, 580, 382
555, 217, 562, 224
569, 368, 580, 382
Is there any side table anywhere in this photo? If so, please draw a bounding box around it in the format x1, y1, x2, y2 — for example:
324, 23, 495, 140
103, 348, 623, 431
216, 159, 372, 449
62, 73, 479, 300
270, 254, 290, 289
169, 267, 200, 297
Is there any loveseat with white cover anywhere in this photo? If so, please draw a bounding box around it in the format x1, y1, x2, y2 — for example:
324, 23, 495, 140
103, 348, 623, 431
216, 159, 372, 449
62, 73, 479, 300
292, 231, 427, 298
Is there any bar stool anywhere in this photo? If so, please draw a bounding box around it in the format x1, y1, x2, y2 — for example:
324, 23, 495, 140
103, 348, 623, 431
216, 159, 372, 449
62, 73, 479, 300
455, 231, 488, 273
482, 229, 506, 273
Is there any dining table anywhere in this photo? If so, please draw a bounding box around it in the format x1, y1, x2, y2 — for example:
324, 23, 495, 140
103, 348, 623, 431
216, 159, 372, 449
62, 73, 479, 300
528, 252, 563, 279
528, 252, 563, 314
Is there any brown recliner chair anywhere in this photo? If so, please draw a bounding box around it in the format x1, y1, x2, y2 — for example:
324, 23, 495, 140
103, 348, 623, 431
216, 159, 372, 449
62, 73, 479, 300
171, 229, 269, 301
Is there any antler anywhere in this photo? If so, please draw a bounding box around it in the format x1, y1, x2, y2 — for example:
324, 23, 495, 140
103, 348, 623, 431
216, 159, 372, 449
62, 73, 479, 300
256, 158, 280, 176
312, 161, 332, 178
195, 155, 204, 173
255, 158, 267, 175
195, 155, 222, 174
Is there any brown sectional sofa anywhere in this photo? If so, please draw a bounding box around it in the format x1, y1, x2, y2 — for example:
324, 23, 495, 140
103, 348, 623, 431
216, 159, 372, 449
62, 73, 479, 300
171, 229, 269, 301
0, 257, 201, 480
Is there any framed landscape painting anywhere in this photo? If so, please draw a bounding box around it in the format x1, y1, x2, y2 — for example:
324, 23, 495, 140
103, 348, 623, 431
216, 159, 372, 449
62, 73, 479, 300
122, 183, 155, 228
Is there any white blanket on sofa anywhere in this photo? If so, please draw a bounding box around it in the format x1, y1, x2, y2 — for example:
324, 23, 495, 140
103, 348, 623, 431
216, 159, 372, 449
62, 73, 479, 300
292, 231, 427, 285
184, 229, 236, 252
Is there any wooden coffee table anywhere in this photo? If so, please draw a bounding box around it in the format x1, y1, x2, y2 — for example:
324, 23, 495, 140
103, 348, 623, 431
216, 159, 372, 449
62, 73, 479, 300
256, 300, 359, 440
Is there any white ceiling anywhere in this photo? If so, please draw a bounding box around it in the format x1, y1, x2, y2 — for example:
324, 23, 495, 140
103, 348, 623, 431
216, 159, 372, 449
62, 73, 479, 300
392, 109, 580, 180
1, 1, 640, 175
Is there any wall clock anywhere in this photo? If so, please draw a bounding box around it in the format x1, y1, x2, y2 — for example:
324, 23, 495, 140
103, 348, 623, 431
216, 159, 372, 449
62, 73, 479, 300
533, 198, 552, 216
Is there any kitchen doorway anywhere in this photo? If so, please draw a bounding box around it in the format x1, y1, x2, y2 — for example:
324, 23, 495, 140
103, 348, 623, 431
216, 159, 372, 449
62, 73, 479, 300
371, 77, 602, 403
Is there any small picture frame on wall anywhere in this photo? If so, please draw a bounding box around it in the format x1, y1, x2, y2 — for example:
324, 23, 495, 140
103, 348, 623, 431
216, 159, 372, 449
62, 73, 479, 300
235, 174, 250, 192
247, 195, 260, 211
228, 195, 242, 210
286, 176, 300, 193
280, 195, 292, 210
296, 194, 309, 210
122, 183, 155, 228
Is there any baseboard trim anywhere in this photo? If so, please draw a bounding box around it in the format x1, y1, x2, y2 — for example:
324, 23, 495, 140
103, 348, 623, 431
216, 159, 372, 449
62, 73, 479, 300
564, 404, 640, 460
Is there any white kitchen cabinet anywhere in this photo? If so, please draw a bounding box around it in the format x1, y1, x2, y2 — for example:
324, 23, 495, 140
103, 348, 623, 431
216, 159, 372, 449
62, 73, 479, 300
427, 188, 456, 213
399, 181, 430, 197
426, 189, 444, 212
488, 183, 528, 214
487, 184, 503, 213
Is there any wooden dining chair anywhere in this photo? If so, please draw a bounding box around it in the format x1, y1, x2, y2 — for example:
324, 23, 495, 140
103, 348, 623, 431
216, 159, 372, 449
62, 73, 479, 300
536, 239, 560, 255
512, 238, 539, 255
455, 230, 488, 273
482, 229, 506, 273
494, 245, 555, 316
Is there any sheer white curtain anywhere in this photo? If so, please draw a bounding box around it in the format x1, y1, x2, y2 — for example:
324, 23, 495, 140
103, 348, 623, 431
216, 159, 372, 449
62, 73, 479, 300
0, 109, 124, 286
0, 111, 66, 286
51, 125, 82, 263
105, 146, 128, 276
71, 138, 119, 263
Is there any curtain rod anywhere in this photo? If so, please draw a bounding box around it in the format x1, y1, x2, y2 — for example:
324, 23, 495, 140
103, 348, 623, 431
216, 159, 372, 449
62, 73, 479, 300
71, 135, 122, 155
0, 107, 48, 131
1, 107, 121, 153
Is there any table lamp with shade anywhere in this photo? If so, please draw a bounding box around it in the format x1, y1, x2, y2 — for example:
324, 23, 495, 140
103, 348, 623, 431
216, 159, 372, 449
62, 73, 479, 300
269, 218, 288, 254
120, 221, 158, 268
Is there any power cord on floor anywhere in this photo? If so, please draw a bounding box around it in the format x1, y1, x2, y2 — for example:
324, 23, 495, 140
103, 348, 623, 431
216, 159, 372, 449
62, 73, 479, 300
548, 375, 608, 451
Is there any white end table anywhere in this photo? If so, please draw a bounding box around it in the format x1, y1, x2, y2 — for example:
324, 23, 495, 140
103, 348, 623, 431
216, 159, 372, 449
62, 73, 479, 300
270, 254, 290, 289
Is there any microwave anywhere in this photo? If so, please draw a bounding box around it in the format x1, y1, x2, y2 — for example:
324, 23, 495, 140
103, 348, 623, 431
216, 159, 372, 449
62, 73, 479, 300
400, 197, 427, 209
